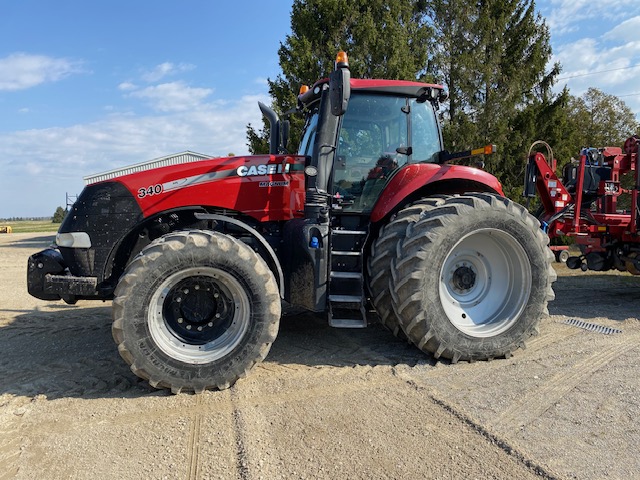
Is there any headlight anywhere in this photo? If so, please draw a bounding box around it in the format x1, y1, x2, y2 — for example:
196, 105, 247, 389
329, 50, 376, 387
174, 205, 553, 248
56, 232, 92, 249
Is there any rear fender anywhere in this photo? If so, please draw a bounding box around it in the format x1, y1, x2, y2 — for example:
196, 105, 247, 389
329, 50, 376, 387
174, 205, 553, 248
370, 163, 503, 223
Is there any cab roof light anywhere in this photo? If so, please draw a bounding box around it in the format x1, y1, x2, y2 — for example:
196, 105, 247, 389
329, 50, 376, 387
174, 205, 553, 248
299, 85, 310, 95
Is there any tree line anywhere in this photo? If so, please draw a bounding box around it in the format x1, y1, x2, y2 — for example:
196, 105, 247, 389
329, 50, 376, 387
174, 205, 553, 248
247, 0, 639, 201
1, 207, 67, 223
0, 217, 52, 222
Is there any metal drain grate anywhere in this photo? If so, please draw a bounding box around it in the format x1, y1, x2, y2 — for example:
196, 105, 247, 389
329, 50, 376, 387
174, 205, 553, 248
563, 318, 622, 335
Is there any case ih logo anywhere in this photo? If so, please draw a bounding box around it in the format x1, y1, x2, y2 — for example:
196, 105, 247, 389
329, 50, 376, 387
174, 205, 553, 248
236, 163, 291, 177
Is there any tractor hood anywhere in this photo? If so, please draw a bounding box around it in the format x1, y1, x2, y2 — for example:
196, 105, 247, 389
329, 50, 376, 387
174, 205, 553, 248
82, 152, 307, 223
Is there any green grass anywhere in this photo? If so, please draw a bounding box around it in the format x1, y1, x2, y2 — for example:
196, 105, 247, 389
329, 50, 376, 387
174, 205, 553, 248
1, 220, 60, 233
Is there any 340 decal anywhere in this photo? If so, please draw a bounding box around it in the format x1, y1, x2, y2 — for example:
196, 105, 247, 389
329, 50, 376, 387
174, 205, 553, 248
137, 184, 163, 198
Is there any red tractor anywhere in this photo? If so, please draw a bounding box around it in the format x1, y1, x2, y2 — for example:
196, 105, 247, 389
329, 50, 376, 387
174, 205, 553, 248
28, 53, 555, 393
525, 137, 640, 274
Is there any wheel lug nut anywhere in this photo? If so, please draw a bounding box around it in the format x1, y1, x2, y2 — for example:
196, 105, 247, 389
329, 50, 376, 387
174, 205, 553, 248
208, 322, 213, 327
215, 313, 221, 318
177, 318, 183, 324
195, 285, 200, 290
197, 326, 203, 331
186, 325, 192, 330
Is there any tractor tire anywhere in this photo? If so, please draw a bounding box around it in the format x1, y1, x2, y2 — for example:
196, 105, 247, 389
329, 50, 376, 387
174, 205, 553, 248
391, 193, 556, 362
367, 197, 448, 338
112, 230, 281, 393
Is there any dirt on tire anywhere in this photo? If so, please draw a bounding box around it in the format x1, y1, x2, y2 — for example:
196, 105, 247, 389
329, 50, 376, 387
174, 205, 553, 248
1, 232, 639, 479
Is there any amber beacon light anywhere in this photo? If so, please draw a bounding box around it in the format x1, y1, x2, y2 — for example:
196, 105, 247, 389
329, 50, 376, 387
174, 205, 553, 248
335, 51, 349, 69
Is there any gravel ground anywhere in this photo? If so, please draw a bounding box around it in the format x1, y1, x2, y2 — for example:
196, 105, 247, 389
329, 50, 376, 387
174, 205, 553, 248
0, 232, 638, 479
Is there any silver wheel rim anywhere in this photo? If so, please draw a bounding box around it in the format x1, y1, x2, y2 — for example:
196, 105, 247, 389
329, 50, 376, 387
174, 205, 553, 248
439, 228, 531, 337
148, 267, 250, 364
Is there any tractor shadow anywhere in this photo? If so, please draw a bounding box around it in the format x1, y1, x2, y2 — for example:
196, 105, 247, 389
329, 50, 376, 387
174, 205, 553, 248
0, 303, 427, 401
270, 309, 428, 369
0, 305, 157, 401
3, 271, 631, 401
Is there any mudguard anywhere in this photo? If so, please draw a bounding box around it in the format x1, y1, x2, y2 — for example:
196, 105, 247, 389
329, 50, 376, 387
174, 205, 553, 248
370, 163, 504, 223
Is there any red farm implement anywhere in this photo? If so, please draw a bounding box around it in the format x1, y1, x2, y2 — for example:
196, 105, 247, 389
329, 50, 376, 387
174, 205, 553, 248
525, 136, 640, 273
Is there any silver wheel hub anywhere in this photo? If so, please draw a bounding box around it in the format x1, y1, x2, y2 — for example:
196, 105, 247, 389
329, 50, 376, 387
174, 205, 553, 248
439, 229, 531, 337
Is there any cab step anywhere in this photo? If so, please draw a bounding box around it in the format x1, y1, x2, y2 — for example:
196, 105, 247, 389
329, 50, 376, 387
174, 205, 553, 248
328, 222, 368, 328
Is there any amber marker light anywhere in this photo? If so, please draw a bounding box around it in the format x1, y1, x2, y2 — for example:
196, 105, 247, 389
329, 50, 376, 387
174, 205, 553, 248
470, 145, 497, 156
299, 85, 310, 95
484, 144, 497, 155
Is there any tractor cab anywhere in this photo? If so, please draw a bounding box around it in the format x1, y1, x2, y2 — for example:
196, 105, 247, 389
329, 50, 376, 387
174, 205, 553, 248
296, 52, 446, 215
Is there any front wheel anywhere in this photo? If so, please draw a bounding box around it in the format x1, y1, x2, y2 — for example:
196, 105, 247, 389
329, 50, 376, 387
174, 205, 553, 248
391, 194, 556, 362
112, 230, 281, 393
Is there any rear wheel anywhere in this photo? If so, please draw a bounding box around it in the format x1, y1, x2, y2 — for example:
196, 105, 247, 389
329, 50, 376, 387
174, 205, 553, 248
367, 197, 448, 337
112, 230, 280, 393
391, 193, 556, 362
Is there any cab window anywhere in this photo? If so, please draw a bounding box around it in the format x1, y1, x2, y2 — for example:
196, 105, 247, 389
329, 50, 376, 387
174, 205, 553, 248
298, 108, 319, 157
411, 99, 441, 163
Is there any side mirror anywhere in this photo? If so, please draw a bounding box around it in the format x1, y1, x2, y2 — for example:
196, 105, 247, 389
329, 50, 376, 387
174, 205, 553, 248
329, 52, 351, 116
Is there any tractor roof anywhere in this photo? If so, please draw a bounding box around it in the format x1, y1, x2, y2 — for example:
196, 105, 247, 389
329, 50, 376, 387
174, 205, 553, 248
298, 78, 445, 110
350, 78, 444, 94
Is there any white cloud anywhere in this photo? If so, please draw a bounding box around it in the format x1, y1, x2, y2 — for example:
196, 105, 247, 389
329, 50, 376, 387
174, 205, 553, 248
0, 53, 83, 91
128, 81, 213, 112
545, 0, 638, 35
141, 62, 195, 82
118, 81, 137, 91
544, 2, 640, 115
554, 38, 599, 71
603, 16, 640, 43
0, 93, 270, 204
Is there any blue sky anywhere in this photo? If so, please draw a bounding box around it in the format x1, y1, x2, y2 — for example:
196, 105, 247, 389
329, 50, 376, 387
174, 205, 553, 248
1, 0, 640, 218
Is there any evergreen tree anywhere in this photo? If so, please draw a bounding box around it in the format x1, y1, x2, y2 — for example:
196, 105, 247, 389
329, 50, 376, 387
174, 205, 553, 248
246, 0, 432, 154
247, 0, 639, 204
424, 0, 561, 198
52, 206, 66, 223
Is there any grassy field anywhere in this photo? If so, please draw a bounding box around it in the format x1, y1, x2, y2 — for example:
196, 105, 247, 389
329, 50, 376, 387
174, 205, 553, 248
0, 220, 60, 233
